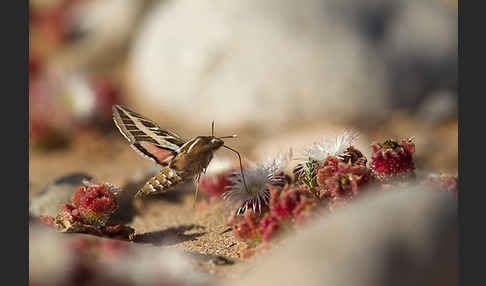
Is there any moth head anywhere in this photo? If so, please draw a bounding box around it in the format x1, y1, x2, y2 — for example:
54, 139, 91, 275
188, 136, 224, 154
206, 136, 224, 150
210, 137, 225, 148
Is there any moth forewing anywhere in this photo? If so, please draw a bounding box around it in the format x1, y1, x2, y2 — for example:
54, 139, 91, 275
112, 105, 187, 165
112, 105, 186, 150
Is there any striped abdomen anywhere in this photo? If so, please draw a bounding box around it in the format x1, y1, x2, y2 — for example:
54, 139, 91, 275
136, 167, 185, 197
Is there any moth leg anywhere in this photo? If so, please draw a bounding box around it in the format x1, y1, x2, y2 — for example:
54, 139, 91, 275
193, 172, 202, 206
195, 167, 208, 202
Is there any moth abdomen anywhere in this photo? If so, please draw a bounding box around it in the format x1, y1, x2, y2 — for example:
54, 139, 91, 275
136, 167, 185, 198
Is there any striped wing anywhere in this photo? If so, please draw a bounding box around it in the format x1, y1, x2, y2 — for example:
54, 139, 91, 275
112, 105, 187, 165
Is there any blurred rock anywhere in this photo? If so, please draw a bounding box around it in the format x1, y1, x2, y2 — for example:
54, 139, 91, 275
187, 251, 237, 266
315, 0, 457, 110
129, 0, 388, 132
416, 90, 457, 124
229, 187, 457, 286
104, 243, 212, 286
129, 0, 456, 132
46, 0, 152, 73
29, 74, 120, 149
30, 173, 93, 218
29, 226, 213, 286
29, 225, 75, 285
382, 0, 457, 110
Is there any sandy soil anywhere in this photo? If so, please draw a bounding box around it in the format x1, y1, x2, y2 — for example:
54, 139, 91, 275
29, 116, 458, 277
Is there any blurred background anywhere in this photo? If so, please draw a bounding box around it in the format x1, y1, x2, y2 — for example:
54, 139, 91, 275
29, 0, 457, 200
29, 0, 458, 284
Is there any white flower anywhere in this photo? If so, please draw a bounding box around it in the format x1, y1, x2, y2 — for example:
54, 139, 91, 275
301, 129, 359, 161
262, 148, 293, 174
294, 130, 359, 182
222, 151, 291, 215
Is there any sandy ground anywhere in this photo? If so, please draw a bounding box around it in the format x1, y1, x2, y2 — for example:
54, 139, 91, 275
29, 116, 458, 277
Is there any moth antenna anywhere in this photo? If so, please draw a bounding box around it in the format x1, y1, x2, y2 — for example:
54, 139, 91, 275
222, 145, 249, 193
211, 121, 215, 137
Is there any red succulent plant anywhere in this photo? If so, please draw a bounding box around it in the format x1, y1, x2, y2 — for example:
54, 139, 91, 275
233, 211, 261, 242
198, 170, 234, 200
38, 181, 134, 239
232, 186, 320, 243
316, 156, 372, 200
370, 138, 416, 180
72, 183, 119, 226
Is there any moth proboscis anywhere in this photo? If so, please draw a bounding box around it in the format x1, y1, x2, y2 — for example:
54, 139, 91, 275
112, 104, 248, 200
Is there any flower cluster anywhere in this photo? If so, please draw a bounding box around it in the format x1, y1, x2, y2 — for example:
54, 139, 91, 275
207, 131, 455, 260
339, 145, 367, 166
370, 138, 416, 181
231, 185, 319, 245
225, 133, 425, 251
39, 181, 134, 239
301, 130, 359, 161
233, 211, 261, 242
263, 187, 318, 239
316, 156, 372, 201
69, 182, 120, 227
294, 130, 359, 193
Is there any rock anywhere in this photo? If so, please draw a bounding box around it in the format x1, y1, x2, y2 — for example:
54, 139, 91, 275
382, 0, 457, 109
128, 0, 456, 133
29, 173, 93, 217
106, 246, 213, 286
29, 226, 213, 286
29, 225, 74, 285
47, 0, 151, 73
229, 187, 457, 286
186, 251, 237, 266
416, 90, 457, 124
129, 0, 388, 133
